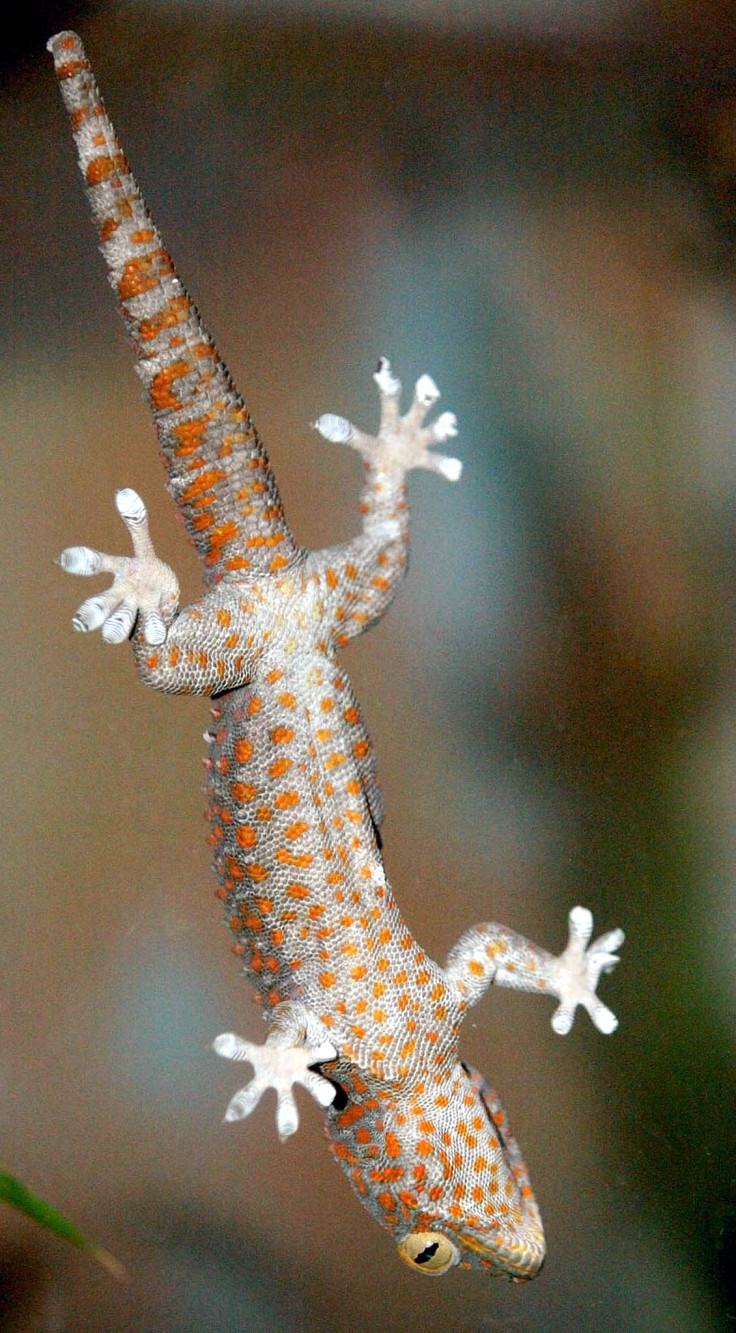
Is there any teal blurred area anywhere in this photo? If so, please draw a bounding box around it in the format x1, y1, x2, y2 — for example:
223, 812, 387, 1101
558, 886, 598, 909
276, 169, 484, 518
1, 2, 735, 1329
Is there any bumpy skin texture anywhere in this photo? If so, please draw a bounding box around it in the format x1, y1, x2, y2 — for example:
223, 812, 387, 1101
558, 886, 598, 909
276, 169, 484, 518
50, 32, 624, 1279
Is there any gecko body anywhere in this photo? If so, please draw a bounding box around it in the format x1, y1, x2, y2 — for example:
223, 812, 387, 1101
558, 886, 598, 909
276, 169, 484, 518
49, 32, 624, 1279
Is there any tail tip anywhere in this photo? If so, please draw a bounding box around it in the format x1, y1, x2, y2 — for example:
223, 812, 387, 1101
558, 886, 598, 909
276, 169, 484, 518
47, 30, 85, 63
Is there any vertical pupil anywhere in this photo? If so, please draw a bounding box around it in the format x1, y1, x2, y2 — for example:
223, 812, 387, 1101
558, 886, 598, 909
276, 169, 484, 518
415, 1241, 440, 1265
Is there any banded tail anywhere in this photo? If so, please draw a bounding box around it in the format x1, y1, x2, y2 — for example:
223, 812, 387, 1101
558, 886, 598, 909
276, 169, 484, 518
48, 32, 296, 584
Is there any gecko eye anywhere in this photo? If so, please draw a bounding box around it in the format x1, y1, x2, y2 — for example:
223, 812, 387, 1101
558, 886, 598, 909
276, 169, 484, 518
397, 1230, 458, 1274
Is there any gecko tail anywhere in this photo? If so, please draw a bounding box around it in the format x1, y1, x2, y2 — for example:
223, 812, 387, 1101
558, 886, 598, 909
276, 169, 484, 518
48, 32, 295, 583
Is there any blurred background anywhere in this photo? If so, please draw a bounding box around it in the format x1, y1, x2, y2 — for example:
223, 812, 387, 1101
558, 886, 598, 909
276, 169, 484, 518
1, 0, 735, 1329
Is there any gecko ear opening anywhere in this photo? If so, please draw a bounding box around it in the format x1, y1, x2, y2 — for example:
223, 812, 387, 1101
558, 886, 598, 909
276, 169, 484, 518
397, 1231, 458, 1275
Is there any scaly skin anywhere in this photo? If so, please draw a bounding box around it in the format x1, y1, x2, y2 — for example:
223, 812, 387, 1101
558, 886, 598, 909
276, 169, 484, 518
50, 31, 624, 1278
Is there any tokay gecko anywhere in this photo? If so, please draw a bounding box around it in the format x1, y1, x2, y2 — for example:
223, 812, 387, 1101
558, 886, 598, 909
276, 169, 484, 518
49, 31, 624, 1279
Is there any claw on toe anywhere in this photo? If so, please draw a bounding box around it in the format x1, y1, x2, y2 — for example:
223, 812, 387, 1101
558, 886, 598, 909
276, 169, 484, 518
549, 906, 624, 1037
313, 357, 462, 482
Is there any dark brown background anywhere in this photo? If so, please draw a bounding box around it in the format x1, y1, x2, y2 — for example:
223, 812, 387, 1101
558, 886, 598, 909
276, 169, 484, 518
1, 1, 735, 1329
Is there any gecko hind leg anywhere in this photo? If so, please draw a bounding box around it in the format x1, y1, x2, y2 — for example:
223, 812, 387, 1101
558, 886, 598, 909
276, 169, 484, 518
313, 357, 462, 482
214, 1002, 338, 1141
57, 488, 179, 646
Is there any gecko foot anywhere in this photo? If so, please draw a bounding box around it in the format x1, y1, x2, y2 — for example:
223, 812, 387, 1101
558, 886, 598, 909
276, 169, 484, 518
57, 488, 179, 645
213, 1031, 338, 1140
313, 357, 462, 481
548, 906, 624, 1036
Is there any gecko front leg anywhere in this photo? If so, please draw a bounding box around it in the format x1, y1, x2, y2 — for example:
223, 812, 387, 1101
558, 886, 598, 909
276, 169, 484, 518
57, 488, 179, 646
445, 906, 624, 1035
213, 1002, 338, 1140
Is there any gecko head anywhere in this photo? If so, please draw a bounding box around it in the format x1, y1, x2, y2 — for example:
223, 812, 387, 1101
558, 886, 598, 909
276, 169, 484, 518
326, 1058, 546, 1278
391, 1062, 546, 1278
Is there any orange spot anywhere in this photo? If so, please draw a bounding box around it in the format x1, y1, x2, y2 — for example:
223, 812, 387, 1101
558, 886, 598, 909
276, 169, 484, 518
56, 58, 90, 80
285, 821, 309, 839
274, 791, 300, 810
286, 883, 310, 899
336, 1103, 364, 1128
271, 726, 295, 744
118, 248, 174, 300
216, 608, 232, 628
236, 826, 257, 848
268, 757, 292, 779
332, 1143, 354, 1162
350, 965, 367, 981
245, 864, 268, 881
343, 707, 360, 724
179, 466, 227, 503
231, 782, 257, 802
353, 741, 370, 760
205, 520, 240, 561
234, 738, 253, 763
86, 151, 128, 186
276, 850, 312, 867
319, 972, 337, 989
140, 294, 191, 343
247, 695, 262, 716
